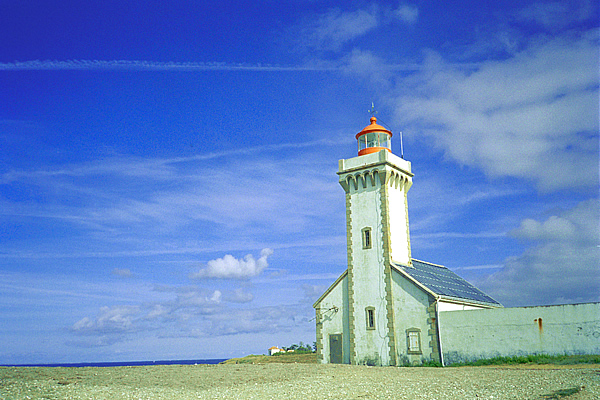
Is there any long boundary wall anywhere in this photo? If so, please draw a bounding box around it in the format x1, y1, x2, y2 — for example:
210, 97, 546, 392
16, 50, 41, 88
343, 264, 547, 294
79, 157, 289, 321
439, 303, 600, 365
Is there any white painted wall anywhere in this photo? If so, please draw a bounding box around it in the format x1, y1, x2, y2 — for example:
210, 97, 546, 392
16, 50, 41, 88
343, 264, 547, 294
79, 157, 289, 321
316, 275, 349, 364
391, 271, 435, 364
387, 181, 410, 265
439, 302, 600, 365
348, 174, 392, 366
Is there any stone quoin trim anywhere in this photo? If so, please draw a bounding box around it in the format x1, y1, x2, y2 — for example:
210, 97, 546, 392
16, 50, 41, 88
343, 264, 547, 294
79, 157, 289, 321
314, 307, 324, 362
345, 191, 357, 364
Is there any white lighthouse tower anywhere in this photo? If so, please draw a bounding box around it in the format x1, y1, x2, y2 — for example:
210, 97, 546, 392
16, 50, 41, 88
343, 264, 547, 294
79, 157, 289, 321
336, 116, 413, 366
340, 116, 413, 266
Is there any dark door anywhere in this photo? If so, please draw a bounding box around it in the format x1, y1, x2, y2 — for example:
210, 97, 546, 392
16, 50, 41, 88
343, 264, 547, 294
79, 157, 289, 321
329, 334, 343, 364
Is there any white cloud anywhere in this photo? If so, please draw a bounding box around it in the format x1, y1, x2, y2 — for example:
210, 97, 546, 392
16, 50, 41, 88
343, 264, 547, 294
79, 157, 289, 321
394, 4, 418, 24
394, 30, 599, 191
69, 286, 258, 343
476, 199, 600, 306
146, 304, 170, 319
224, 288, 254, 303
209, 290, 222, 303
72, 305, 140, 334
111, 268, 133, 278
298, 6, 379, 52
302, 284, 329, 304
294, 3, 420, 53
192, 305, 300, 337
341, 49, 394, 89
512, 216, 577, 241
175, 289, 223, 307
190, 248, 274, 279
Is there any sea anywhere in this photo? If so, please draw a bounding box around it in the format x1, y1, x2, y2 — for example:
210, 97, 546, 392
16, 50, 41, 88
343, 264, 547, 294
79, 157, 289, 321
0, 359, 228, 368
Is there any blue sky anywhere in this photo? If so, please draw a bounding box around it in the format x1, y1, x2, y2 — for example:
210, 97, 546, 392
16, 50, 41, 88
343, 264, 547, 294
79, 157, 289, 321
0, 0, 598, 364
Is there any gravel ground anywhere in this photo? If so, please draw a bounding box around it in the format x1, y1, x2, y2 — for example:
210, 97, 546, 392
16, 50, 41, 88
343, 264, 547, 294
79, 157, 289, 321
1, 363, 598, 399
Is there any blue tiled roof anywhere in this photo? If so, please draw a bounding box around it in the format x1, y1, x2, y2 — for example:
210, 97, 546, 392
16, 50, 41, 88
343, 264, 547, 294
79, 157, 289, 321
396, 259, 502, 306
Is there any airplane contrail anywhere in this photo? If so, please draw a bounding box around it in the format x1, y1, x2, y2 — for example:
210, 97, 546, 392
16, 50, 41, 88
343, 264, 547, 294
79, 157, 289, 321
0, 59, 337, 72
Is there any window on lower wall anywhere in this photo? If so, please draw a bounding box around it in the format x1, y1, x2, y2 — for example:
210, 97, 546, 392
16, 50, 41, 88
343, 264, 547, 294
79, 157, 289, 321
365, 307, 375, 330
406, 329, 421, 354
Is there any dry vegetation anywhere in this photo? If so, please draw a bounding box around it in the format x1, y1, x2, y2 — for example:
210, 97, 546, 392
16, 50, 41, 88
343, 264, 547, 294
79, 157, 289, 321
221, 352, 317, 364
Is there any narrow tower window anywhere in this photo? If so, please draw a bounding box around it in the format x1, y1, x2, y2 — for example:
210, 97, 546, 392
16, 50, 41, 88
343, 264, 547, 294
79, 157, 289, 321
362, 227, 372, 249
365, 307, 375, 330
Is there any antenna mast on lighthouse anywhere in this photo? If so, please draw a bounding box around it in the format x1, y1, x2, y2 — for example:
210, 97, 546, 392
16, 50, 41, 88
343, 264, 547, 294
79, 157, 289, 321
367, 103, 404, 159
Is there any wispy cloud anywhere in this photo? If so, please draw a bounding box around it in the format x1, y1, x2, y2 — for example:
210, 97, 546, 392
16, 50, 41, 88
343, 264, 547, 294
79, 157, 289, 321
515, 0, 596, 28
0, 274, 140, 302
0, 140, 341, 234
394, 3, 419, 24
451, 264, 503, 271
290, 3, 421, 54
412, 231, 505, 240
0, 139, 336, 185
407, 169, 525, 235
112, 268, 133, 278
299, 6, 380, 51
0, 59, 337, 72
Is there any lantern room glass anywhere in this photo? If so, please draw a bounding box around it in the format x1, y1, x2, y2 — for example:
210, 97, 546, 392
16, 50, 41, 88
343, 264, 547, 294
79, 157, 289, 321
358, 131, 391, 153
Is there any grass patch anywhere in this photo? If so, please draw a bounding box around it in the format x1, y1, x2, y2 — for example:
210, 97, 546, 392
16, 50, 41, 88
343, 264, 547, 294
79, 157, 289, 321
419, 360, 443, 367
221, 352, 317, 365
222, 353, 599, 367
449, 354, 600, 367
540, 386, 582, 399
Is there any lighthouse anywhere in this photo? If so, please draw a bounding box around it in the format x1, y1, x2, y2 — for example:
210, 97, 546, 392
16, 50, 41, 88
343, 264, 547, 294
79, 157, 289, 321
314, 115, 501, 366
337, 116, 413, 366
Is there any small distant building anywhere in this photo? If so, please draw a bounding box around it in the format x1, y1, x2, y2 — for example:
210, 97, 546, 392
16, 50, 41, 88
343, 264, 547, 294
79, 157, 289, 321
268, 346, 283, 356
313, 115, 600, 366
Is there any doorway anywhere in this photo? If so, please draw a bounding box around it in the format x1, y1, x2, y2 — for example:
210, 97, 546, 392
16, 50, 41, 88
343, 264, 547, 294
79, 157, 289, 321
329, 334, 343, 364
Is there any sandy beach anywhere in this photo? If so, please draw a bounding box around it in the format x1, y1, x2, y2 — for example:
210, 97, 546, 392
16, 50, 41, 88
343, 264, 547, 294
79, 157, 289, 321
1, 363, 598, 399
